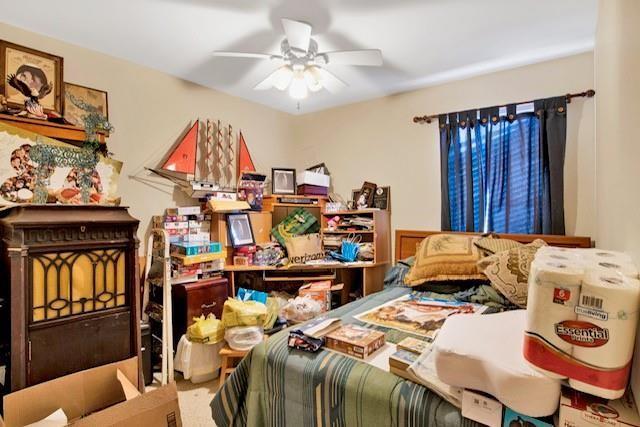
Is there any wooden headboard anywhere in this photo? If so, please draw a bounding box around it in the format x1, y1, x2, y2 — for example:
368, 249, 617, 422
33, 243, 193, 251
395, 230, 592, 262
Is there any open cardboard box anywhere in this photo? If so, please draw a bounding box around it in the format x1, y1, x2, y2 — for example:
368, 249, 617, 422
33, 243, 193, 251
0, 358, 181, 427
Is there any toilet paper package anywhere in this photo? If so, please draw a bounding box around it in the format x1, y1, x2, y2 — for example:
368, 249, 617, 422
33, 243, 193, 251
524, 249, 640, 399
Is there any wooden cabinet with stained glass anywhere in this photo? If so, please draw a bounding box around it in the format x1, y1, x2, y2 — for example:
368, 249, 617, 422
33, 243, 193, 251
0, 205, 140, 392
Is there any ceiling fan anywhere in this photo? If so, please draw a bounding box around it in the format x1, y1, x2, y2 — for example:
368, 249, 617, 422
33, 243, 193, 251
212, 18, 383, 100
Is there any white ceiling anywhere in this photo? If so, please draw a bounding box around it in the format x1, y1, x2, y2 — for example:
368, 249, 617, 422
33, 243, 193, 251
1, 0, 597, 115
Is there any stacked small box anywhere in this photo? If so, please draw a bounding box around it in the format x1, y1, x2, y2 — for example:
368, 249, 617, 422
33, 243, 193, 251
296, 170, 330, 196
153, 206, 225, 285
171, 242, 222, 256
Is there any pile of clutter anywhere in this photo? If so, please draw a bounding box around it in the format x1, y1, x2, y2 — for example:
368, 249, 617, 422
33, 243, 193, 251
232, 242, 286, 267
422, 247, 640, 427
174, 281, 342, 383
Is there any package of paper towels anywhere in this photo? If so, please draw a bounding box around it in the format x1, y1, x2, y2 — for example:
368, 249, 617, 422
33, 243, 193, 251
524, 258, 584, 379
524, 248, 640, 399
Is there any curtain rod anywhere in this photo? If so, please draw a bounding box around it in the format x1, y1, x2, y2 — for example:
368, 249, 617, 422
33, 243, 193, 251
412, 89, 595, 124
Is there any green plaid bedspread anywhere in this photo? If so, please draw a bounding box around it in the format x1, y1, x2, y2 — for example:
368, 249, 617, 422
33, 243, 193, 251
211, 287, 481, 427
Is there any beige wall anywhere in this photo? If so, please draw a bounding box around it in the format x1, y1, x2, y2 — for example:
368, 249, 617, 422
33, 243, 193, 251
0, 22, 296, 242
292, 53, 596, 240
595, 0, 640, 262
0, 22, 597, 246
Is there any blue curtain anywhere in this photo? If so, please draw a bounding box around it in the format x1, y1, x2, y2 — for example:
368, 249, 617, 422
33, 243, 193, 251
439, 97, 566, 235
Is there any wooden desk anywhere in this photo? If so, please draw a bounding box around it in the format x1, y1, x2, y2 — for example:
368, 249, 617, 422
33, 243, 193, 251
212, 201, 391, 307
224, 262, 388, 306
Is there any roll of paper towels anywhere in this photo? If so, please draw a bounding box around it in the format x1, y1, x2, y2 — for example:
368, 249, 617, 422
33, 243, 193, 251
536, 246, 580, 261
525, 259, 584, 379
582, 248, 634, 264
592, 260, 639, 279
569, 272, 640, 399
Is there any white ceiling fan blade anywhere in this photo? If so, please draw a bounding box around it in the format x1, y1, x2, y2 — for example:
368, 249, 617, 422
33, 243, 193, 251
213, 51, 282, 60
315, 68, 347, 93
281, 18, 312, 52
317, 49, 383, 66
253, 66, 293, 91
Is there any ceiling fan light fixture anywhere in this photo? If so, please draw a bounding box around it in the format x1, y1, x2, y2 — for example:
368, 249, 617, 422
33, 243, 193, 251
304, 67, 323, 92
272, 66, 294, 91
289, 72, 308, 99
216, 19, 381, 101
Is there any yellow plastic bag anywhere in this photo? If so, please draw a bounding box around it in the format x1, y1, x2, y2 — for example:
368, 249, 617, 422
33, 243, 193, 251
221, 298, 267, 329
187, 314, 225, 344
263, 297, 280, 330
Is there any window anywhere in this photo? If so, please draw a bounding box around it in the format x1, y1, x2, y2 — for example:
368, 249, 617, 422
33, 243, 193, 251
440, 98, 566, 235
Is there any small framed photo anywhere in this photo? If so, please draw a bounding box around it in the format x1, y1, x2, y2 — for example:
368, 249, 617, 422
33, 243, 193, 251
373, 186, 390, 210
357, 182, 377, 209
63, 82, 109, 126
271, 168, 296, 195
350, 189, 360, 209
0, 40, 64, 114
226, 212, 255, 247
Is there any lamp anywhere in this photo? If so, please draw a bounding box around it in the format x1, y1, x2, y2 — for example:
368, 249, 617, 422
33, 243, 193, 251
262, 62, 327, 99
304, 67, 323, 92
272, 66, 294, 91
288, 69, 308, 99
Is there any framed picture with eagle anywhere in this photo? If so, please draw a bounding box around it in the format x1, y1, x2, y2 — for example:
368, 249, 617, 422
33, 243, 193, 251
0, 40, 64, 119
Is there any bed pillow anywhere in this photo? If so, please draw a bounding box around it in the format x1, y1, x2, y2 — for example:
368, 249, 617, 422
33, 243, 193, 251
404, 234, 487, 286
477, 239, 547, 307
474, 236, 523, 257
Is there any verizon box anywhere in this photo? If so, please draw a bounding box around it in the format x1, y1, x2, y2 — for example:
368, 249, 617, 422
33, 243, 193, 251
297, 170, 330, 188
0, 357, 181, 427
559, 386, 640, 427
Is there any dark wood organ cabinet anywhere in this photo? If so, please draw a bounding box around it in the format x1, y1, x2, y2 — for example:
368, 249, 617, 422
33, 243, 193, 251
0, 205, 141, 392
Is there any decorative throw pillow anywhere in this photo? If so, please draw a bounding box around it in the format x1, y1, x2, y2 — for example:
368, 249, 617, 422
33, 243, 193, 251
477, 239, 547, 307
474, 236, 523, 258
404, 234, 487, 286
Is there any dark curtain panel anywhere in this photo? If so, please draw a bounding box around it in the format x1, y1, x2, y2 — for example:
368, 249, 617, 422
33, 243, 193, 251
439, 96, 567, 234
534, 96, 567, 234
439, 114, 451, 231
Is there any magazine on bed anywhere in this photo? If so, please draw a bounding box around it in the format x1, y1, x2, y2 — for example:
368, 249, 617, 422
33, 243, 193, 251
355, 292, 488, 339
407, 344, 463, 408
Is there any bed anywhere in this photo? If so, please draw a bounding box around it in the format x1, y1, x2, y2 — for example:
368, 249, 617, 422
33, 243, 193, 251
211, 230, 592, 427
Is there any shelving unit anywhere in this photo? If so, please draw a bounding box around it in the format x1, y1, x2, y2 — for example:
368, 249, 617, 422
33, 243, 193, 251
262, 195, 327, 226
320, 209, 390, 265
217, 202, 391, 305
320, 209, 391, 298
0, 114, 107, 145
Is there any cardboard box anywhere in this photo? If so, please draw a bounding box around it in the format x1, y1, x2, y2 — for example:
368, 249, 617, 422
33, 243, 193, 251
298, 281, 343, 312
0, 357, 181, 427
297, 171, 330, 188
559, 386, 640, 427
166, 206, 201, 216
325, 325, 385, 359
297, 184, 328, 196
461, 390, 502, 427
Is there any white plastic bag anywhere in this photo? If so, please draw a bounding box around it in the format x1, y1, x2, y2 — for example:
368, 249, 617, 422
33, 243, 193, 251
174, 334, 223, 383
224, 326, 264, 351
281, 295, 323, 323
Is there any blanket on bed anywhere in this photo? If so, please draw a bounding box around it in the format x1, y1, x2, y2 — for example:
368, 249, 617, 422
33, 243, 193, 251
211, 287, 482, 427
